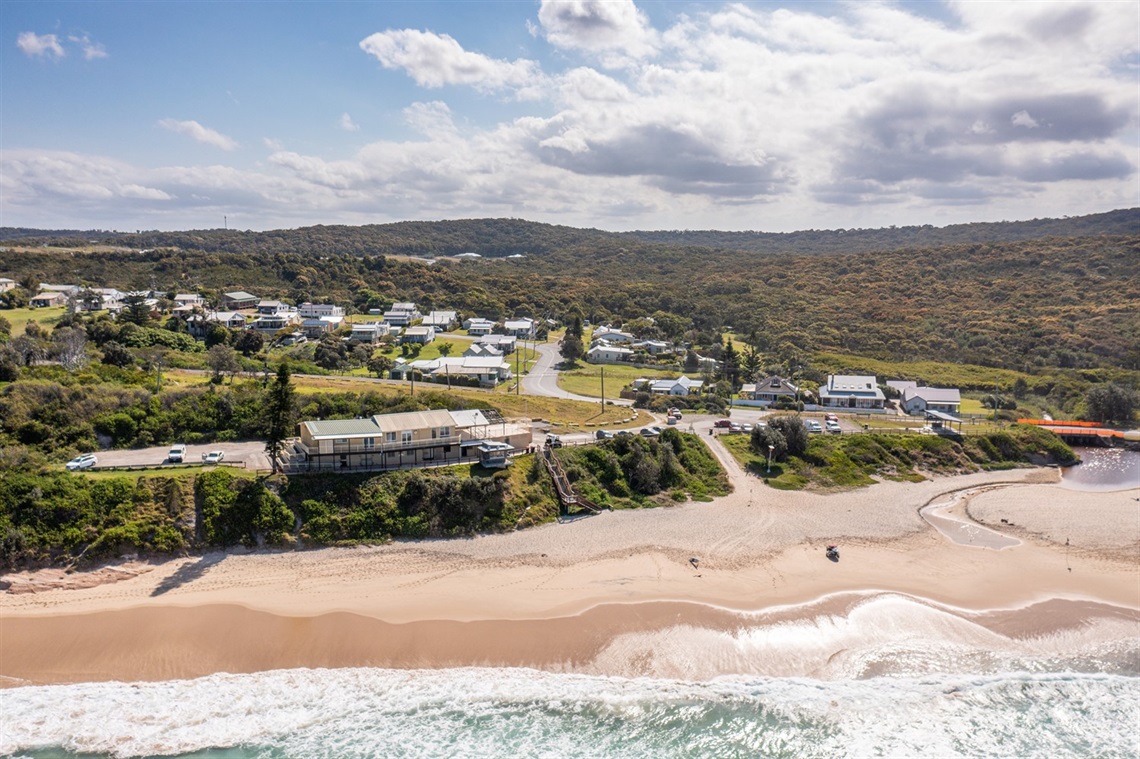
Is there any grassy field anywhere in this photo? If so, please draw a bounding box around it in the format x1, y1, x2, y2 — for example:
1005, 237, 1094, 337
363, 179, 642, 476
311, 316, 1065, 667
558, 362, 686, 398
4, 306, 68, 336
199, 370, 645, 430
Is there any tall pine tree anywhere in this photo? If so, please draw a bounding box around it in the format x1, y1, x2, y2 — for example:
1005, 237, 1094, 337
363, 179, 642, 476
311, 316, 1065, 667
264, 363, 295, 473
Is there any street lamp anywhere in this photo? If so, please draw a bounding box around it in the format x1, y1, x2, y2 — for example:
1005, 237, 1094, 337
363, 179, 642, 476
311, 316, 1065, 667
767, 444, 775, 474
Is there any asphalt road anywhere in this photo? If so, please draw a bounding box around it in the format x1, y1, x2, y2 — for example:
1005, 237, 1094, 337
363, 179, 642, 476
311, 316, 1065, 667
521, 342, 634, 405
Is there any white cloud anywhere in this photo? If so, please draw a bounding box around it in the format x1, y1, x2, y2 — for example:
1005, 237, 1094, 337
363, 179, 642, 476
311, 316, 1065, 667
359, 29, 540, 91
537, 0, 658, 64
340, 113, 360, 132
5, 2, 1137, 232
69, 34, 108, 60
16, 32, 65, 59
158, 119, 240, 151
1011, 110, 1039, 129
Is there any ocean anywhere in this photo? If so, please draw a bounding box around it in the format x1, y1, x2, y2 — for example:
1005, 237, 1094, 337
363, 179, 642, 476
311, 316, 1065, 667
5, 593, 1139, 759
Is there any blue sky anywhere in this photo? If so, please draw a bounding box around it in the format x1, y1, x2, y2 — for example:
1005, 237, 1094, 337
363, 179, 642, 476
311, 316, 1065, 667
3, 0, 1138, 232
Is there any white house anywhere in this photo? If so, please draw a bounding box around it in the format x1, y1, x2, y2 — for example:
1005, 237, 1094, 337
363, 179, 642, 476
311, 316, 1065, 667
592, 326, 635, 344
392, 356, 513, 387
464, 318, 496, 336
477, 334, 516, 353
257, 300, 293, 315
174, 293, 205, 307
249, 312, 300, 335
820, 375, 885, 410
301, 316, 343, 337
632, 339, 671, 355
464, 343, 502, 358
586, 344, 634, 364
348, 322, 390, 344
893, 383, 962, 416
503, 318, 535, 338
384, 302, 421, 327
0, 278, 16, 292
647, 375, 704, 395
401, 326, 436, 345
298, 302, 345, 318
422, 310, 458, 331
742, 376, 800, 404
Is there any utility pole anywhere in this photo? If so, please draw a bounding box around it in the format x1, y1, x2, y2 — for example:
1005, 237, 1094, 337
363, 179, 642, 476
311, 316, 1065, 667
516, 348, 520, 396
600, 366, 605, 408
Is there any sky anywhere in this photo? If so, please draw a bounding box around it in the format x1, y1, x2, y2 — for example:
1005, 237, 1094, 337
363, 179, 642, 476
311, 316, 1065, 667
2, 0, 1138, 233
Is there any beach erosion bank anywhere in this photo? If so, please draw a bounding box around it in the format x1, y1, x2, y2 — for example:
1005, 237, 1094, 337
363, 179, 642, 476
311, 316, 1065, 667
1, 468, 1138, 685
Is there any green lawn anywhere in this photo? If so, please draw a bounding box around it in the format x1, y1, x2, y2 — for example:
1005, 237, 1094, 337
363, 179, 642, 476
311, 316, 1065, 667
4, 305, 68, 336
558, 362, 686, 398
239, 370, 643, 430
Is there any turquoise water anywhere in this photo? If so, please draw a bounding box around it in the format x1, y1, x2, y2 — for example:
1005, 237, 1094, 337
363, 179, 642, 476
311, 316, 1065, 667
5, 664, 1139, 759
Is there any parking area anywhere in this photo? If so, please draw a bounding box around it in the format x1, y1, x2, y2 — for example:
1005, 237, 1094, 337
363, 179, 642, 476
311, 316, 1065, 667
89, 441, 272, 471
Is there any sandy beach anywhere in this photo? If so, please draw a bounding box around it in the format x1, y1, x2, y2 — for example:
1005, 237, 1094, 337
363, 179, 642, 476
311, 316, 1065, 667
3, 465, 1138, 686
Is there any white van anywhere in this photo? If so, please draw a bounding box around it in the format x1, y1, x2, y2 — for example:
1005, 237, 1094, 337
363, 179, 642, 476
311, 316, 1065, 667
167, 444, 188, 463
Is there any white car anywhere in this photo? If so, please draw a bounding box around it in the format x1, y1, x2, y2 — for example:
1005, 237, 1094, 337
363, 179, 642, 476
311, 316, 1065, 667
805, 420, 823, 433
66, 453, 98, 471
202, 451, 225, 465
167, 443, 188, 463
825, 420, 842, 434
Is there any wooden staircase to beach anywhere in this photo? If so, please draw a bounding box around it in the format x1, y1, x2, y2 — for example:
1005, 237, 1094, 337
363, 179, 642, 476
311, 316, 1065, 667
541, 444, 605, 516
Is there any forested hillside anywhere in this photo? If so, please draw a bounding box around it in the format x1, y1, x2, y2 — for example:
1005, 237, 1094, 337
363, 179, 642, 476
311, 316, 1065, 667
2, 214, 1137, 372
3, 208, 1137, 258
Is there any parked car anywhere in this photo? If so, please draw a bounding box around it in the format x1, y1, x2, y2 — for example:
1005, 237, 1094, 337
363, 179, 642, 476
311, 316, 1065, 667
595, 429, 614, 440
202, 450, 225, 464
805, 420, 823, 433
545, 434, 563, 448
167, 443, 188, 463
640, 426, 663, 437
825, 413, 839, 422
66, 453, 98, 471
615, 430, 634, 437
714, 419, 733, 428
729, 422, 743, 433
740, 423, 753, 434
668, 408, 682, 419
825, 420, 842, 434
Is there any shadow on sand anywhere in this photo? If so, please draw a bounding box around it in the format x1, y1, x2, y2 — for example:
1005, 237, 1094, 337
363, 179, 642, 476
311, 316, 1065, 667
151, 554, 225, 596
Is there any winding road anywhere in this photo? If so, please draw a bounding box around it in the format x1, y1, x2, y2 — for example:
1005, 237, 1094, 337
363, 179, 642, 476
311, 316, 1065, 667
521, 341, 633, 406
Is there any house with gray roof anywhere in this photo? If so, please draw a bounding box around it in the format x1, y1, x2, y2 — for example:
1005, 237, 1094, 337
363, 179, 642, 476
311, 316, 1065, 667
820, 375, 885, 410
221, 291, 259, 310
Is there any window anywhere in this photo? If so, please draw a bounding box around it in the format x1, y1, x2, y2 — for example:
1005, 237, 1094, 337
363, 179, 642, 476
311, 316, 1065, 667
402, 431, 413, 443
438, 426, 451, 439
335, 438, 348, 444
386, 432, 397, 443
364, 437, 374, 449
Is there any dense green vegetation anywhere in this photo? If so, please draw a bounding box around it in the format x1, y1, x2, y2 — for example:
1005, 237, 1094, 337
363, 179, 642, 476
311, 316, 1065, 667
0, 460, 559, 572
555, 429, 730, 508
1, 213, 1138, 376
722, 423, 1076, 491
0, 370, 493, 462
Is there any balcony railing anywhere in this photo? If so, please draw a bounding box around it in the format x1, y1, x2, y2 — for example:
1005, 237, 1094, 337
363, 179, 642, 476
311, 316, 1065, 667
297, 434, 461, 456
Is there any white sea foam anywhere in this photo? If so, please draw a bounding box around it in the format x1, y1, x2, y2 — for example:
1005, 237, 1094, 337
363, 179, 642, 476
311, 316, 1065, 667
3, 666, 1138, 758
587, 594, 1139, 680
